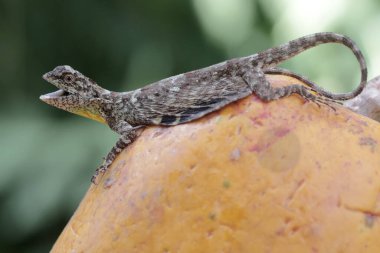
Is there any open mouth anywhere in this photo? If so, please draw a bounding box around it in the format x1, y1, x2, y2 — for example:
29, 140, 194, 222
39, 89, 72, 102
40, 72, 72, 102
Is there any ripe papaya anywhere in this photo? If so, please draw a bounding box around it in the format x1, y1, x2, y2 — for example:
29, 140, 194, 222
51, 75, 380, 253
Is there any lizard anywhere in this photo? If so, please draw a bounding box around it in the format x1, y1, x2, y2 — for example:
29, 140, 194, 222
40, 32, 367, 184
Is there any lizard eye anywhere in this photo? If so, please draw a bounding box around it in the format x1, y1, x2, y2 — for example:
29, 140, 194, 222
63, 74, 75, 84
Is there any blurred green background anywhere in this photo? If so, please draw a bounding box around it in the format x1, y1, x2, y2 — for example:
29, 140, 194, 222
1, 0, 379, 252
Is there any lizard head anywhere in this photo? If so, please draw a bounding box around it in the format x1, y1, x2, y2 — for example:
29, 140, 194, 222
40, 65, 110, 124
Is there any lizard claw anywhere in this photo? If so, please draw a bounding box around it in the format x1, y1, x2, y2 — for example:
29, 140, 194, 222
308, 95, 340, 112
303, 86, 341, 111
303, 85, 343, 110
304, 86, 318, 94
91, 174, 99, 185
91, 164, 108, 184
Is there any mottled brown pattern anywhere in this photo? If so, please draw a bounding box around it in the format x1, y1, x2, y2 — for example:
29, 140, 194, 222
40, 32, 367, 183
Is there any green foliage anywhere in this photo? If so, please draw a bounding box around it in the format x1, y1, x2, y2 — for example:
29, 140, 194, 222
0, 0, 376, 251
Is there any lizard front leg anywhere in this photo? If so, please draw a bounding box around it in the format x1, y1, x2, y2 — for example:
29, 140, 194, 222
91, 123, 144, 184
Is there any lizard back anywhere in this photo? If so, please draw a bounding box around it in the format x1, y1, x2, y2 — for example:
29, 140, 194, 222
124, 59, 252, 126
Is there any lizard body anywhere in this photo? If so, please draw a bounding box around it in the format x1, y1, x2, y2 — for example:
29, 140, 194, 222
40, 32, 367, 183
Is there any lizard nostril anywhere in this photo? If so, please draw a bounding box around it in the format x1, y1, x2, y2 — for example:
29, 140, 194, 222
42, 73, 51, 81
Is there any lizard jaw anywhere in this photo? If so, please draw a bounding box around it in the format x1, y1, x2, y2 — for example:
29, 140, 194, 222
40, 71, 74, 103
39, 88, 73, 103
39, 89, 66, 100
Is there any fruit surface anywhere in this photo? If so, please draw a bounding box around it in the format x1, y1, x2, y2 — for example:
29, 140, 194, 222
52, 75, 380, 253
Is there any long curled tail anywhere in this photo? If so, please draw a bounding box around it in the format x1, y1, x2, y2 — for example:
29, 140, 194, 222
263, 32, 367, 100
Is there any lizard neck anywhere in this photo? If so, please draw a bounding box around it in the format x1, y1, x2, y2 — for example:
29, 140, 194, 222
69, 90, 121, 125
99, 91, 136, 127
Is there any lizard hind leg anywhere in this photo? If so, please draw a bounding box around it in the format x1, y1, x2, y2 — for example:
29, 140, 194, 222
264, 67, 343, 107
266, 83, 339, 111
242, 70, 338, 110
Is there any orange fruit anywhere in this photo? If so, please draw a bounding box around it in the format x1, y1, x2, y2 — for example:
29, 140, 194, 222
51, 75, 380, 253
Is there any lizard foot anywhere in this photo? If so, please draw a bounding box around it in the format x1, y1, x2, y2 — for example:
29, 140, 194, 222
91, 164, 108, 185
309, 96, 341, 112
302, 90, 340, 111
302, 86, 343, 111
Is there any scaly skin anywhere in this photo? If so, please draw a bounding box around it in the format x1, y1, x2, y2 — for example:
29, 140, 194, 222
40, 32, 367, 183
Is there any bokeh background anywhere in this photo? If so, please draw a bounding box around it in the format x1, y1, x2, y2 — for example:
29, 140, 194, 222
1, 0, 379, 252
